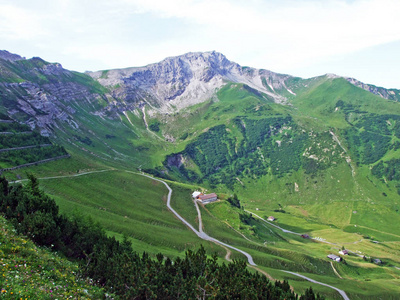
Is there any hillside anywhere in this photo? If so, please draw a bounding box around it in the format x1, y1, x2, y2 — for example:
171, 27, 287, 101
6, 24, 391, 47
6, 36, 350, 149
0, 120, 68, 172
0, 216, 105, 299
0, 175, 324, 300
1, 50, 400, 299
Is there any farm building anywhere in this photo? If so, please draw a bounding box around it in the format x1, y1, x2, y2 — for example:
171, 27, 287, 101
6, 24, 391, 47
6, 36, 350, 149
198, 193, 218, 204
301, 234, 310, 239
192, 191, 202, 199
373, 259, 382, 265
339, 249, 349, 255
327, 254, 342, 262
267, 216, 276, 221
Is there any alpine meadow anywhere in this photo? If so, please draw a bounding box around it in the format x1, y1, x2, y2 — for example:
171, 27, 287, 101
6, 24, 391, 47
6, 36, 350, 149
1, 49, 400, 299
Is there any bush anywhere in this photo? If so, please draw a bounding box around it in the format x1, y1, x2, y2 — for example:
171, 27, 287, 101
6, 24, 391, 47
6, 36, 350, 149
149, 121, 160, 132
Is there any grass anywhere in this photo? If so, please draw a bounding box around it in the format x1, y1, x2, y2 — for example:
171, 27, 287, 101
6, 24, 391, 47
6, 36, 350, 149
8, 161, 400, 299
201, 189, 400, 298
279, 268, 400, 300
37, 170, 221, 258
349, 202, 400, 237
167, 181, 201, 229
0, 216, 105, 299
291, 77, 400, 129
199, 201, 334, 274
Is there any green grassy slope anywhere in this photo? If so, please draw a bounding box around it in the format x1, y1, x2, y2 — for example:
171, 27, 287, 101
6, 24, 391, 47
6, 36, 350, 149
22, 164, 400, 299
37, 170, 222, 258
0, 121, 68, 170
0, 216, 105, 299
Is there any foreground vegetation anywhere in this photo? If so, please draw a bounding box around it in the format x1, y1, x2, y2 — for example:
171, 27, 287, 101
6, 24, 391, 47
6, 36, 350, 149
0, 216, 105, 299
5, 153, 400, 299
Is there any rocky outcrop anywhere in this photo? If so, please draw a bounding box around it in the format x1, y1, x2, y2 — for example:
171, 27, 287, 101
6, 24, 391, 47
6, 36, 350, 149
166, 153, 186, 168
346, 77, 400, 102
0, 53, 112, 135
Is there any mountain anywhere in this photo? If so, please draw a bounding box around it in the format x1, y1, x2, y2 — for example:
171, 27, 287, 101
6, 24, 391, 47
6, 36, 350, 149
345, 76, 400, 101
2, 49, 400, 299
1, 49, 398, 135
87, 51, 294, 114
0, 49, 24, 62
2, 48, 400, 199
0, 50, 109, 136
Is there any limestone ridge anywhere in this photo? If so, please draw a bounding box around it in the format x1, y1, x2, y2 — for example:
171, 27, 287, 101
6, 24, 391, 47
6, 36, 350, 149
88, 51, 294, 114
324, 73, 400, 101
345, 77, 400, 102
0, 50, 24, 62
1, 49, 399, 135
0, 54, 108, 136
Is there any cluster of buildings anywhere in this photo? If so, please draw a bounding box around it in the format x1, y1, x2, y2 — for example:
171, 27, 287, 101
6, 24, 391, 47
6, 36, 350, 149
192, 191, 218, 204
327, 249, 349, 262
327, 254, 343, 262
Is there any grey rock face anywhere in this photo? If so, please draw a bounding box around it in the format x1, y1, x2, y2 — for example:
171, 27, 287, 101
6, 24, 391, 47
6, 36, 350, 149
41, 63, 65, 76
88, 51, 293, 114
0, 50, 24, 62
346, 77, 400, 102
0, 58, 109, 134
2, 49, 398, 137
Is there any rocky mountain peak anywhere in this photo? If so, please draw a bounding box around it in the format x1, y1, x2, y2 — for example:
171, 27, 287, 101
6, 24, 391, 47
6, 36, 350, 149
1, 49, 399, 138
88, 51, 290, 113
169, 51, 236, 74
0, 50, 24, 62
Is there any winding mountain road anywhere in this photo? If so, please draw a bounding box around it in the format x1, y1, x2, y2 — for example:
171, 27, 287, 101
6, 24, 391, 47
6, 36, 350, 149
247, 210, 350, 299
193, 198, 256, 265
283, 271, 350, 300
133, 173, 350, 299
0, 144, 52, 152
11, 169, 113, 184
133, 171, 257, 266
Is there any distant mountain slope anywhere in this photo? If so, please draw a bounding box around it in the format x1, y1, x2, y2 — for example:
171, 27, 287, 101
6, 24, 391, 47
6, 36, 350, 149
0, 120, 68, 171
0, 49, 24, 62
1, 49, 399, 174
346, 76, 400, 102
1, 49, 398, 136
0, 51, 109, 135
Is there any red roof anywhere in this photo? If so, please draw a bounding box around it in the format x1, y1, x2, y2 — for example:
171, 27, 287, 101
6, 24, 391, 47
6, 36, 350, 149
198, 193, 217, 201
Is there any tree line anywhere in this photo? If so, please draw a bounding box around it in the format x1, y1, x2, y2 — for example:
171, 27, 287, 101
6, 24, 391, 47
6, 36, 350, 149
0, 131, 50, 149
0, 145, 67, 167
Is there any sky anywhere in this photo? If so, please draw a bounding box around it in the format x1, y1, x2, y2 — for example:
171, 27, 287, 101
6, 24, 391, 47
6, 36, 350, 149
0, 0, 399, 88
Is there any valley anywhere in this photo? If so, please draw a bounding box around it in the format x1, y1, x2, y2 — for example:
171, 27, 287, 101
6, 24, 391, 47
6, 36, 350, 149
13, 156, 400, 299
1, 50, 400, 299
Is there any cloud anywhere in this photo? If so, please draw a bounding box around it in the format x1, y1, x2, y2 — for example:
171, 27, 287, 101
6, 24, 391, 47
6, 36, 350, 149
0, 0, 399, 86
0, 4, 50, 40
118, 0, 400, 69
